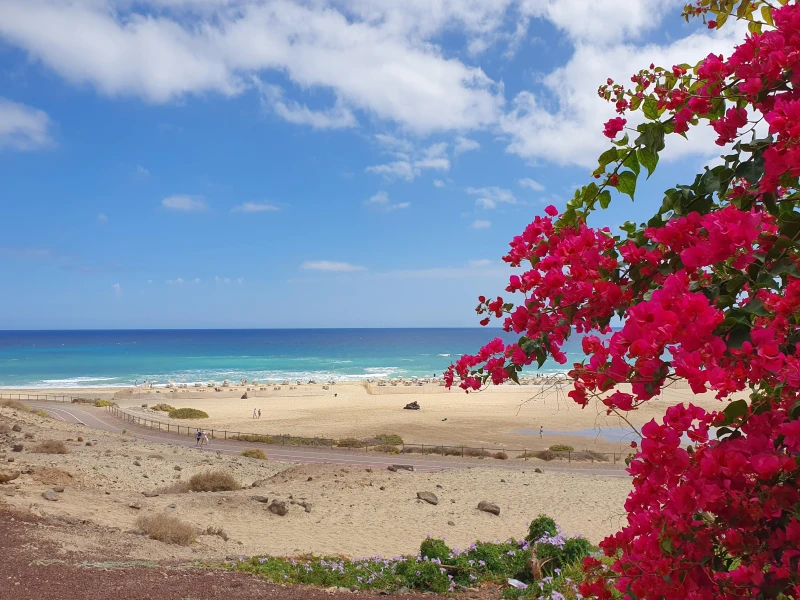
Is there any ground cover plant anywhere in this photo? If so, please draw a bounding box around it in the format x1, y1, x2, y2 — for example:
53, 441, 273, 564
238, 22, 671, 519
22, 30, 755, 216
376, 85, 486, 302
241, 448, 267, 460
168, 408, 209, 419
31, 440, 69, 454
188, 470, 239, 492
445, 2, 800, 597
233, 515, 595, 598
136, 513, 197, 545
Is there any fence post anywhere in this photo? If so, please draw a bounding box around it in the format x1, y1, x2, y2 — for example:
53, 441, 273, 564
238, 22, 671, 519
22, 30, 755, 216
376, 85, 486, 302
461, 446, 464, 457
568, 451, 571, 463
523, 448, 527, 461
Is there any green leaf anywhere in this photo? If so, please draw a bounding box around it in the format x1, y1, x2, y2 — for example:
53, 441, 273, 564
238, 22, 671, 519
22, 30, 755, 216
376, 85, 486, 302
629, 95, 642, 111
598, 148, 620, 171
770, 258, 800, 278
582, 182, 600, 205
742, 298, 769, 316
642, 97, 660, 120
620, 221, 637, 236
660, 537, 674, 554
748, 20, 763, 34
635, 122, 666, 153
616, 170, 637, 201
598, 190, 612, 209
761, 5, 774, 26
637, 147, 659, 178
735, 158, 765, 184
623, 151, 640, 176
723, 399, 749, 424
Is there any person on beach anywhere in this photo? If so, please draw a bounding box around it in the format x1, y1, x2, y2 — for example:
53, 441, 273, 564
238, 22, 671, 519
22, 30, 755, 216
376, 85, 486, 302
202, 430, 209, 446
539, 426, 543, 438
195, 428, 202, 446
258, 408, 261, 419
253, 408, 257, 419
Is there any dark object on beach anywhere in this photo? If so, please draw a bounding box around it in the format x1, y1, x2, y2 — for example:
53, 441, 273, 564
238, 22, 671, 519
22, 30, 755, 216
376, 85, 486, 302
403, 401, 420, 410
417, 491, 438, 505
477, 500, 500, 516
241, 392, 248, 400
441, 418, 447, 421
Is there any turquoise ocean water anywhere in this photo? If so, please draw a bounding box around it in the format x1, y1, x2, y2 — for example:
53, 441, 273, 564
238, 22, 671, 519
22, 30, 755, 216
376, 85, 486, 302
0, 329, 585, 389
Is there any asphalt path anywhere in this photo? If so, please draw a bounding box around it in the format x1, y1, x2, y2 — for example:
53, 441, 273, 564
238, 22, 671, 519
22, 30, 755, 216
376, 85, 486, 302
26, 401, 630, 478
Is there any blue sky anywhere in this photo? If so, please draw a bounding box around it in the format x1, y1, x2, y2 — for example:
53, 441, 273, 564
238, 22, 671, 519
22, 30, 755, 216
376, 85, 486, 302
0, 1, 744, 329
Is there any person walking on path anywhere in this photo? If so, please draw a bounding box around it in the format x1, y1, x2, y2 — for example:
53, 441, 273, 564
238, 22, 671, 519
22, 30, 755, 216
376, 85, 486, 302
258, 408, 261, 419
539, 426, 543, 438
201, 430, 209, 447
195, 428, 202, 447
253, 408, 257, 419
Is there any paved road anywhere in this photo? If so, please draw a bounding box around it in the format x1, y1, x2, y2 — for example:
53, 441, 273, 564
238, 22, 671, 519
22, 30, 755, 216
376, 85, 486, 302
27, 401, 630, 478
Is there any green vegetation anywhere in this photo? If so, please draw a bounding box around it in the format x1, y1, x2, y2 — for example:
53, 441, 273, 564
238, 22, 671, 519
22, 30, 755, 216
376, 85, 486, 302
549, 444, 574, 453
151, 403, 176, 412
526, 515, 558, 543
168, 408, 209, 419
0, 399, 29, 411
188, 470, 239, 492
336, 438, 364, 449
241, 448, 268, 460
374, 433, 403, 445
94, 399, 117, 408
233, 515, 598, 597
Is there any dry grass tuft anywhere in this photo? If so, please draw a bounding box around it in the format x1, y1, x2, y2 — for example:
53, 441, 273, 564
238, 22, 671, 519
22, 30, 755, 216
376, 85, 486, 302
336, 438, 364, 448
32, 409, 51, 419
188, 470, 239, 492
155, 481, 191, 494
94, 400, 117, 408
0, 400, 29, 412
151, 404, 176, 412
135, 513, 197, 545
241, 449, 267, 460
31, 440, 69, 454
32, 467, 74, 485
494, 451, 509, 460
205, 526, 229, 541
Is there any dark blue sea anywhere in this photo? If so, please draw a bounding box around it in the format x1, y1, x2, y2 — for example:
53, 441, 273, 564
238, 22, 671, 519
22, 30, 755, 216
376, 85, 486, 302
0, 329, 584, 389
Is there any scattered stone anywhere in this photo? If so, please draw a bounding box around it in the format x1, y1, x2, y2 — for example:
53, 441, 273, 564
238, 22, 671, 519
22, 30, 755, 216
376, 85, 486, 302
241, 392, 248, 399
105, 491, 111, 495
392, 465, 414, 472
500, 479, 506, 483
297, 501, 312, 513
403, 401, 420, 410
447, 521, 455, 526
0, 471, 20, 483
307, 476, 313, 481
534, 468, 543, 474
365, 468, 372, 473
417, 491, 438, 505
41, 491, 59, 502
142, 491, 159, 498
7, 458, 14, 463
12, 444, 22, 452
450, 499, 456, 504
477, 500, 500, 516
167, 504, 176, 510
53, 486, 65, 493
379, 486, 385, 491
85, 442, 92, 447
387, 465, 397, 472
268, 500, 288, 516
133, 460, 141, 466
435, 484, 442, 489
174, 466, 182, 471
24, 433, 34, 439
11, 425, 21, 432
128, 502, 141, 510
252, 495, 270, 503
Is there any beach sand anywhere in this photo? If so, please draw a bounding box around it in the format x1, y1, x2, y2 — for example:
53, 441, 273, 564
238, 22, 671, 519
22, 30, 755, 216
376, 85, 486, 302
3, 381, 738, 452
0, 405, 630, 561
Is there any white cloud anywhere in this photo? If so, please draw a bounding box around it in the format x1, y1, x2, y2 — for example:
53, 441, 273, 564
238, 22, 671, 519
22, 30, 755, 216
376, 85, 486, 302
364, 191, 410, 212
499, 24, 747, 167
166, 277, 185, 284
367, 141, 450, 181
97, 213, 108, 224
454, 136, 480, 154
232, 202, 280, 213
256, 81, 357, 130
0, 97, 53, 151
471, 219, 492, 229
433, 179, 445, 188
111, 282, 122, 296
467, 186, 516, 209
301, 260, 366, 272
0, 0, 503, 133
161, 194, 207, 212
518, 177, 545, 192
192, 277, 202, 284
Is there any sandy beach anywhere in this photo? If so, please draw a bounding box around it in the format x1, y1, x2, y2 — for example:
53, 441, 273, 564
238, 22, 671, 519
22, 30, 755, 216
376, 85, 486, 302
2, 380, 738, 452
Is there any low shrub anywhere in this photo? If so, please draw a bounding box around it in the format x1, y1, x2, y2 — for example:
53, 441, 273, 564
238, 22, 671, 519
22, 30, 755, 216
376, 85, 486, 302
94, 400, 117, 408
401, 446, 420, 454
168, 408, 209, 419
0, 400, 29, 411
572, 449, 609, 462
375, 433, 403, 445
205, 525, 229, 541
535, 450, 556, 461
32, 409, 51, 419
233, 433, 275, 444
151, 404, 176, 412
464, 448, 491, 457
535, 537, 593, 575
441, 447, 463, 456
241, 448, 268, 460
31, 440, 69, 454
337, 438, 364, 449
419, 537, 451, 563
188, 470, 239, 492
548, 444, 574, 452
155, 481, 191, 494
372, 444, 400, 454
526, 514, 558, 543
494, 451, 508, 460
136, 513, 197, 545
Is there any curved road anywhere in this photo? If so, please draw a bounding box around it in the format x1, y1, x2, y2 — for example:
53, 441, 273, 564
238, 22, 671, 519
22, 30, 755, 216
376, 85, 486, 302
26, 401, 630, 478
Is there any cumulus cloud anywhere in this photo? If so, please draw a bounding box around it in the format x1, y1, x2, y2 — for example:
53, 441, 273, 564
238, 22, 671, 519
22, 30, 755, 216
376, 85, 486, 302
301, 260, 366, 272
467, 186, 516, 209
364, 191, 411, 212
518, 177, 545, 192
367, 141, 450, 181
454, 136, 480, 154
161, 194, 207, 212
232, 202, 280, 213
433, 179, 446, 188
166, 277, 185, 284
256, 81, 357, 130
471, 219, 492, 229
0, 97, 53, 151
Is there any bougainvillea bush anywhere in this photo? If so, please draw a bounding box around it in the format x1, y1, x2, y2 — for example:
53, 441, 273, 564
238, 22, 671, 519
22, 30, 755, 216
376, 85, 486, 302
447, 1, 800, 598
